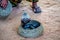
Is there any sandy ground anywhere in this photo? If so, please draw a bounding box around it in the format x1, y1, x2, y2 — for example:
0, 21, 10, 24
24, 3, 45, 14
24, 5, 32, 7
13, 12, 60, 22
0, 0, 60, 40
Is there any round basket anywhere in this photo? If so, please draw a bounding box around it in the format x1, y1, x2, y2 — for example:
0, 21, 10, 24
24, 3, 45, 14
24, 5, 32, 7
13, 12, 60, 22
0, 1, 12, 19
18, 20, 44, 38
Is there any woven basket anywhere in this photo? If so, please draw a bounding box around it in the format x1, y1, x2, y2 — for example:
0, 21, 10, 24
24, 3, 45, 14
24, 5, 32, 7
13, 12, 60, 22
0, 1, 12, 18
18, 20, 44, 38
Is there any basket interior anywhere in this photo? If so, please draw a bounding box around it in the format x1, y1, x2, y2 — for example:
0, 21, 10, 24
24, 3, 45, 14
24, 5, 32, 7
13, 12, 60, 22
22, 20, 41, 29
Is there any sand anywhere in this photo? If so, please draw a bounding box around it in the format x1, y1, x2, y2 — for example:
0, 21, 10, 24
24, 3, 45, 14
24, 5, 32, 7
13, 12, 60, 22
0, 0, 60, 40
